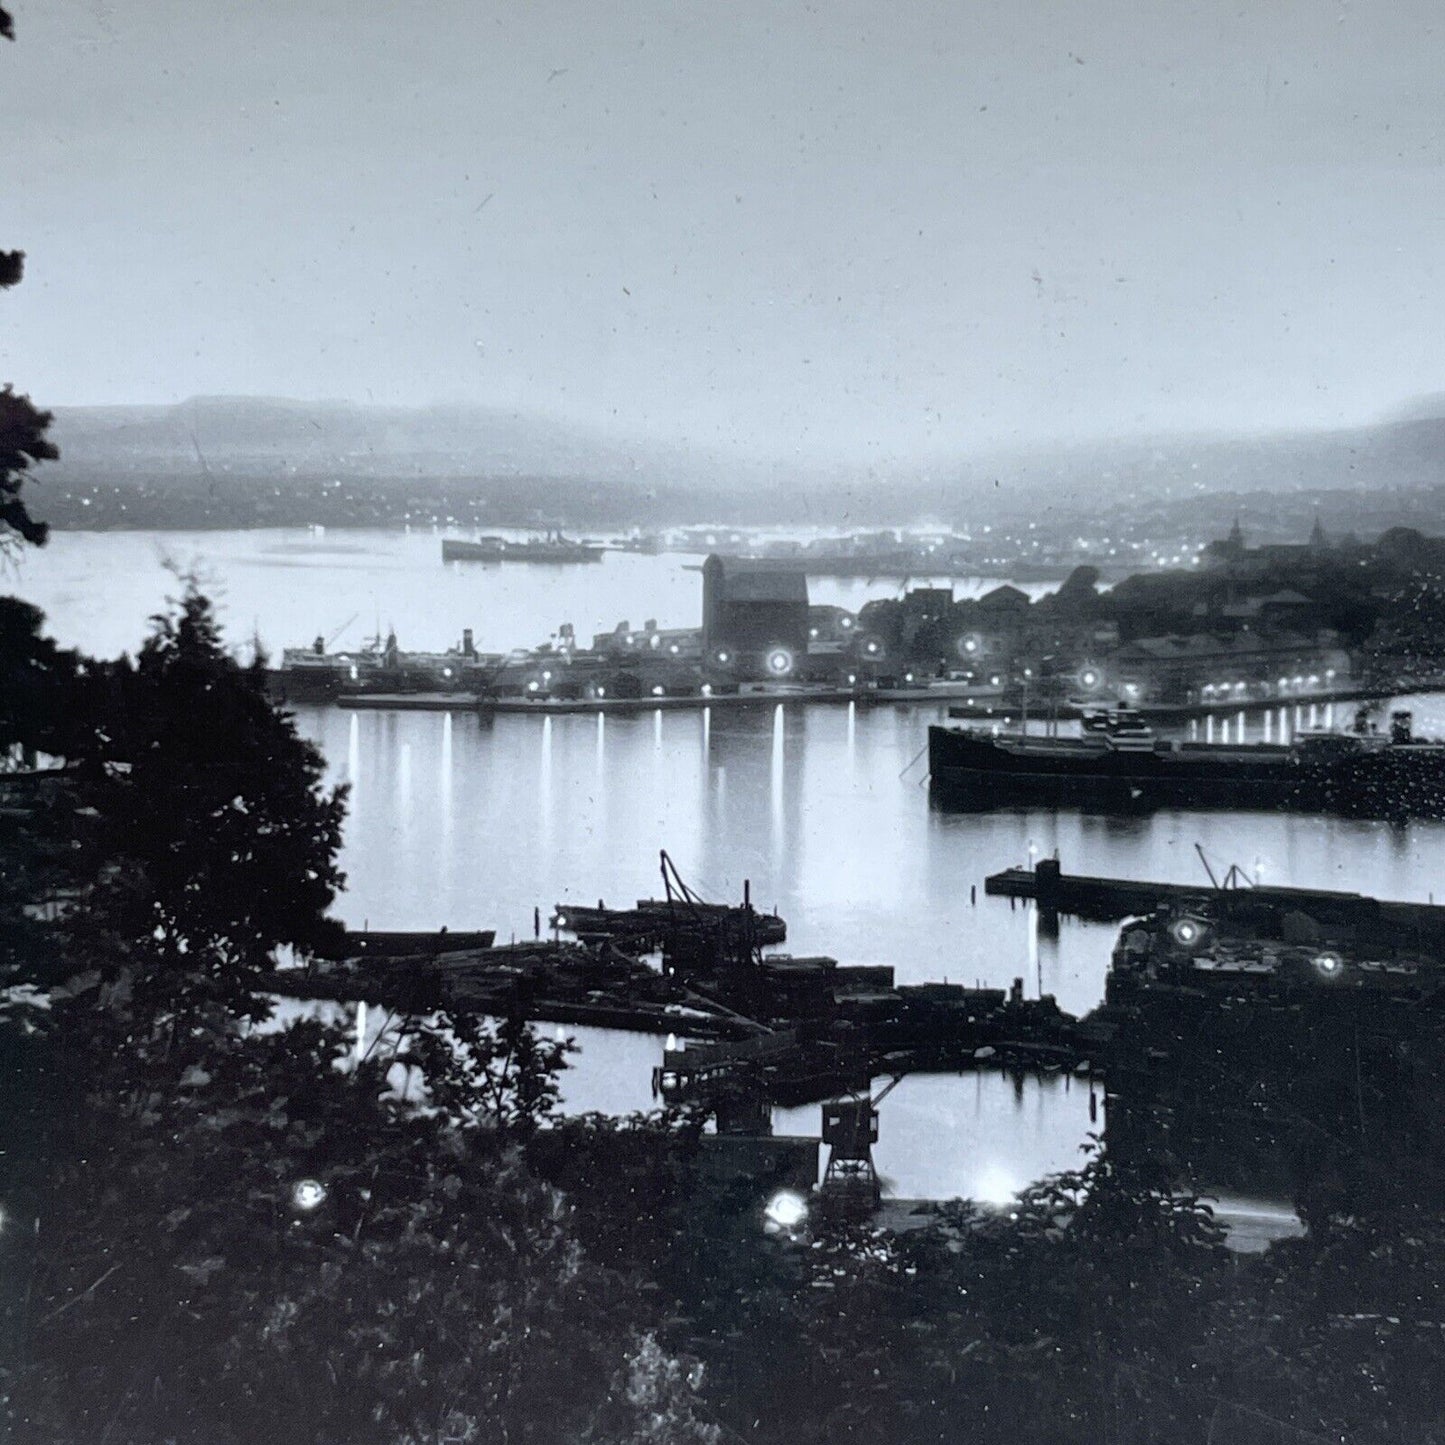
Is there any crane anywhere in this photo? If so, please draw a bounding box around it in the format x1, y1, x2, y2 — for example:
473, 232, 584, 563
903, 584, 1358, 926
324, 613, 359, 650
818, 1070, 907, 1221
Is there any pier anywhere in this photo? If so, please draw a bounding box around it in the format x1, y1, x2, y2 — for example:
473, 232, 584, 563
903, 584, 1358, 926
987, 856, 1445, 947
268, 855, 1445, 1136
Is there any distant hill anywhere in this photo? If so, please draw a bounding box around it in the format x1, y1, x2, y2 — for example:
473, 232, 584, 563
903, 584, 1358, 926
964, 413, 1445, 509
31, 395, 1445, 531
45, 396, 684, 482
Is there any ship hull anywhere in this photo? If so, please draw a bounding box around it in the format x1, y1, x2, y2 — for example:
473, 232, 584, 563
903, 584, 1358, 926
927, 727, 1445, 817
442, 539, 602, 564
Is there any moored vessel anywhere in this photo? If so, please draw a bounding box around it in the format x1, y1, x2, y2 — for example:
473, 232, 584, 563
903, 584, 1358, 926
441, 531, 604, 564
929, 707, 1445, 816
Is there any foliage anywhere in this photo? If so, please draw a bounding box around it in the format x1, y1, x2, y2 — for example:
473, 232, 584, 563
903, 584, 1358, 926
582, 1333, 720, 1445
0, 590, 728, 1445
8, 1012, 656, 1445
2, 11, 52, 552
407, 1010, 574, 1138
0, 240, 54, 549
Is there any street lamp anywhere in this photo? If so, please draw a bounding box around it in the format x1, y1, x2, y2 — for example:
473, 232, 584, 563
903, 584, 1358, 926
292, 1179, 327, 1212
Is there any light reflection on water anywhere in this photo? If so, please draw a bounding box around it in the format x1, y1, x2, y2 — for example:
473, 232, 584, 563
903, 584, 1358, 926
292, 698, 1445, 1200
19, 529, 1445, 1202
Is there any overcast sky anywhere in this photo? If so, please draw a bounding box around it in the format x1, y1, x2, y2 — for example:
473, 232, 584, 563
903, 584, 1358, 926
3, 0, 1443, 463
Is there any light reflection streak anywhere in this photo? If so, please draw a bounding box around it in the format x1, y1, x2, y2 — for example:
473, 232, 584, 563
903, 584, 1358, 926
539, 716, 553, 852
397, 740, 412, 836
346, 712, 361, 809
439, 713, 453, 847
770, 705, 785, 862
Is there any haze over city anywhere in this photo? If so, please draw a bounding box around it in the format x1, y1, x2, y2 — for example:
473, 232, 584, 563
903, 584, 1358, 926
4, 0, 1444, 471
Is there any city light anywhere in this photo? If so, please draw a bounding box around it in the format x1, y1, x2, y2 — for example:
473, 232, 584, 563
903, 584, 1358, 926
1313, 952, 1345, 979
1170, 918, 1204, 947
292, 1179, 327, 1212
975, 1164, 1017, 1207
651, 685, 665, 696
766, 647, 795, 677
763, 1189, 809, 1234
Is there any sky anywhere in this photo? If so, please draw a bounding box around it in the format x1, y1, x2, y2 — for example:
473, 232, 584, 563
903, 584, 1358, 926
2, 0, 1444, 464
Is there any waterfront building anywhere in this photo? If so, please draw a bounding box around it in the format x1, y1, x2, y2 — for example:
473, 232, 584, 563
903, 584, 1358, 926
701, 555, 809, 676
1110, 630, 1353, 705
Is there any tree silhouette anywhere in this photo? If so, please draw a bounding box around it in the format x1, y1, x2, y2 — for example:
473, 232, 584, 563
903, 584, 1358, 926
1, 10, 55, 550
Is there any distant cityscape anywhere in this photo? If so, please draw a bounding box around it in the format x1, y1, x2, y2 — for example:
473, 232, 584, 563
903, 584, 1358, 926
274, 519, 1445, 719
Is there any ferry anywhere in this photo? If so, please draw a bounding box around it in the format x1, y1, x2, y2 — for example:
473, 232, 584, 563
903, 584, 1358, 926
928, 707, 1445, 817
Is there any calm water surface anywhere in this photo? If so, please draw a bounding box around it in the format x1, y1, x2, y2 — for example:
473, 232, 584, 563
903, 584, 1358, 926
18, 529, 1445, 1202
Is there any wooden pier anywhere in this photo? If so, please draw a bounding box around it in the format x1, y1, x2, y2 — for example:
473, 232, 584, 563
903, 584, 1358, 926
986, 858, 1445, 947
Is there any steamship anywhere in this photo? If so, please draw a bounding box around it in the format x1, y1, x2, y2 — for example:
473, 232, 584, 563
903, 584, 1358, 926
441, 532, 603, 564
928, 707, 1445, 817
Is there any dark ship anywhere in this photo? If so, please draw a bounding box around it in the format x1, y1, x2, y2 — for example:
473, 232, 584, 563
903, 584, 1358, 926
441, 532, 603, 564
928, 707, 1445, 817
271, 628, 495, 703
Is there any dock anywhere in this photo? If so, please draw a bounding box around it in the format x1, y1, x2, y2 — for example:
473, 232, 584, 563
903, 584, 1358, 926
337, 691, 480, 711
278, 938, 759, 1040
336, 684, 997, 715
275, 855, 1445, 1128
986, 857, 1445, 946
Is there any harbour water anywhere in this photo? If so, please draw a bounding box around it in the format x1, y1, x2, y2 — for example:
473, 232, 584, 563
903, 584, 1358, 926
17, 527, 1445, 1203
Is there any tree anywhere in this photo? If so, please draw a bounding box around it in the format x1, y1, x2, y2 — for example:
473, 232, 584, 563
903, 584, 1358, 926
2, 10, 56, 552
0, 595, 707, 1444
0, 237, 54, 551
8, 585, 345, 1041
0, 382, 54, 550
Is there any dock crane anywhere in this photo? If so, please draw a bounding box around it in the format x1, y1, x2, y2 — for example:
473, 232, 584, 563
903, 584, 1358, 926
818, 1071, 906, 1222
310, 613, 360, 656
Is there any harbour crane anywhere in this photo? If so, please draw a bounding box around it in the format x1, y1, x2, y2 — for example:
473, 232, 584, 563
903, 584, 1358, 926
818, 1071, 907, 1221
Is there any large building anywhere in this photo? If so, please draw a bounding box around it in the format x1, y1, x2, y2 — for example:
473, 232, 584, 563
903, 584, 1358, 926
701, 556, 810, 674
1110, 631, 1352, 705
